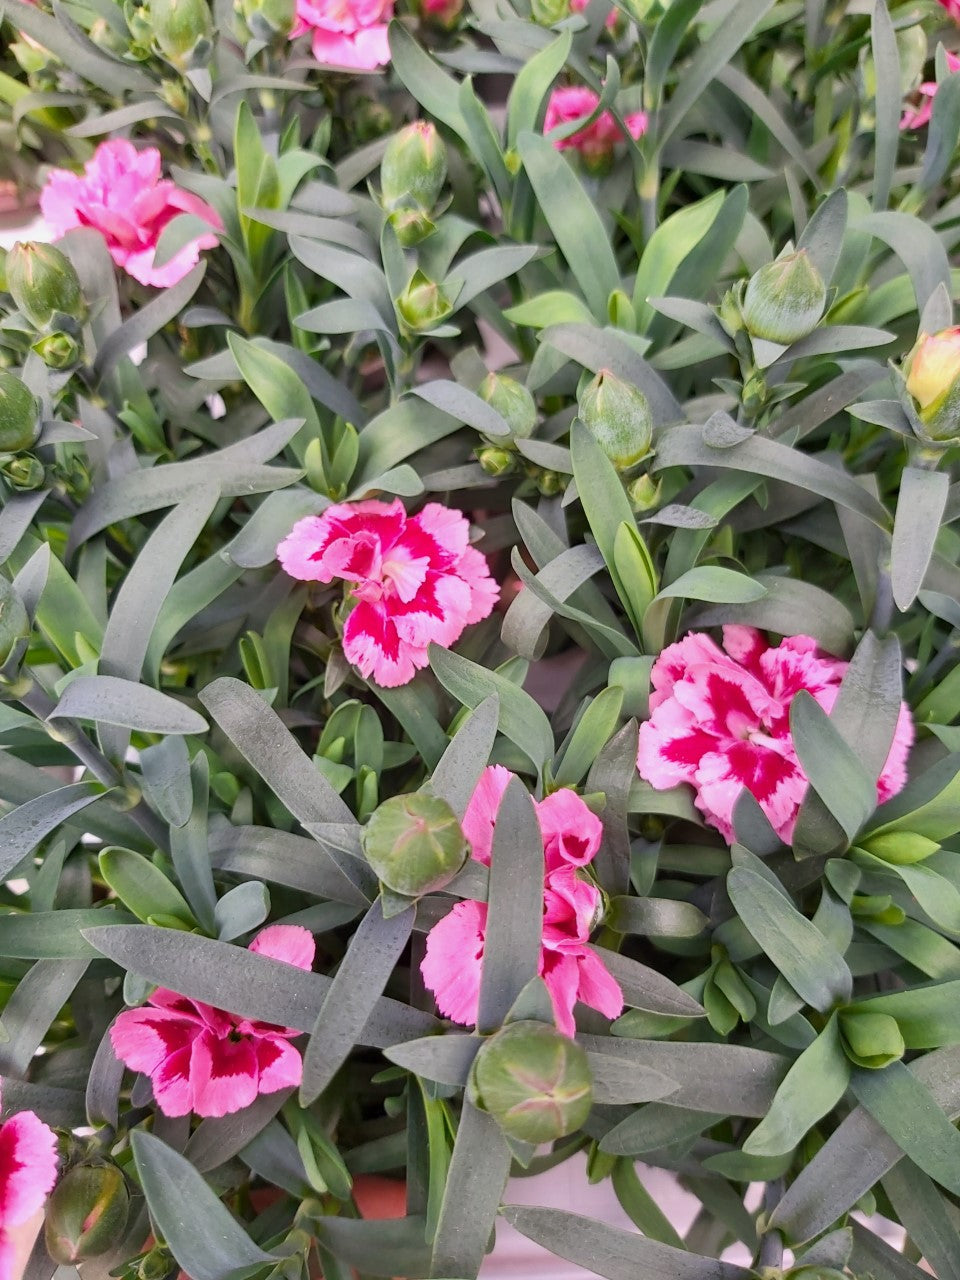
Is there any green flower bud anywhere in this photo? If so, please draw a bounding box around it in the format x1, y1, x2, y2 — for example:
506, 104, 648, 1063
387, 208, 438, 248
44, 1164, 130, 1264
838, 1008, 905, 1070
0, 577, 30, 664
148, 0, 213, 68
395, 270, 453, 334
0, 372, 41, 452
123, 0, 155, 46
2, 454, 45, 491
89, 16, 129, 54
626, 472, 661, 513
537, 469, 565, 496
6, 242, 86, 331
239, 0, 295, 39
477, 446, 515, 476
468, 1021, 593, 1143
858, 830, 941, 865
903, 327, 960, 443
381, 122, 448, 213
478, 372, 537, 441
741, 249, 826, 345
531, 0, 569, 23
138, 1247, 175, 1280
578, 368, 653, 472
362, 791, 467, 896
32, 330, 81, 370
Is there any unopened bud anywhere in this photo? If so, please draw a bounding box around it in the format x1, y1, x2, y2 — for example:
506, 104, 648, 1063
32, 330, 80, 370
149, 0, 213, 68
626, 472, 661, 513
0, 372, 41, 452
395, 270, 453, 334
859, 830, 941, 865
44, 1164, 130, 1264
413, 0, 463, 29
2, 455, 45, 490
0, 577, 30, 665
239, 0, 295, 39
741, 249, 826, 345
537, 469, 564, 496
6, 242, 86, 331
381, 122, 447, 214
477, 446, 515, 476
362, 791, 467, 896
468, 1021, 593, 1143
578, 369, 653, 472
479, 372, 537, 441
838, 1008, 905, 1070
903, 327, 960, 442
531, 0, 569, 22
387, 208, 437, 247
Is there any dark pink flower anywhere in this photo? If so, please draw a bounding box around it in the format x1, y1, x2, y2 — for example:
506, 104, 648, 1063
110, 926, 315, 1118
0, 1084, 58, 1280
543, 86, 647, 162
291, 0, 393, 68
421, 767, 622, 1036
636, 626, 914, 844
277, 499, 499, 687
40, 140, 222, 288
901, 51, 960, 129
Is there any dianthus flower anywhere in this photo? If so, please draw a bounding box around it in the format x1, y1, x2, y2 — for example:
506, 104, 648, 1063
543, 86, 647, 163
291, 0, 393, 68
0, 1083, 58, 1280
421, 766, 623, 1036
637, 626, 913, 844
277, 499, 499, 687
110, 926, 315, 1118
40, 140, 222, 289
901, 51, 960, 129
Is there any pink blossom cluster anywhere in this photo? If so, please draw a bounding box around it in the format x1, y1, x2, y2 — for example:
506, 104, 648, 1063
40, 140, 222, 289
543, 87, 647, 162
278, 499, 499, 688
291, 0, 393, 69
421, 766, 623, 1036
110, 926, 315, 1118
637, 626, 913, 844
901, 51, 960, 130
0, 1084, 58, 1280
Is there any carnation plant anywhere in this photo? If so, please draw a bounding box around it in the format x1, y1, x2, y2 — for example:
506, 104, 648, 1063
3, 1, 960, 1279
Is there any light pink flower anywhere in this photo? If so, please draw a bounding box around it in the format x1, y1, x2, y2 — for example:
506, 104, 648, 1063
0, 1083, 58, 1280
569, 0, 618, 30
110, 926, 315, 1118
901, 51, 960, 129
40, 140, 222, 288
421, 768, 622, 1036
277, 499, 499, 688
637, 626, 914, 844
291, 0, 393, 68
543, 86, 647, 161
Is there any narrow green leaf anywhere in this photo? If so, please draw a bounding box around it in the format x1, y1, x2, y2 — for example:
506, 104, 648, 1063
430, 694, 499, 819
99, 847, 196, 928
791, 691, 878, 840
431, 1103, 512, 1279
49, 676, 207, 736
891, 466, 949, 612
506, 30, 572, 148
852, 1062, 960, 1195
881, 1162, 960, 1280
0, 783, 103, 881
870, 0, 900, 210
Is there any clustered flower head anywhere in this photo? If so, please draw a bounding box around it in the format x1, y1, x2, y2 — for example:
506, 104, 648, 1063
0, 1083, 58, 1280
110, 926, 315, 1118
291, 0, 393, 68
544, 86, 647, 163
421, 766, 624, 1036
277, 499, 499, 687
637, 626, 914, 844
40, 139, 222, 289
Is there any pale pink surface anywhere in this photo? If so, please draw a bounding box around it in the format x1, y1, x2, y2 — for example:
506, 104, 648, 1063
277, 499, 498, 687
291, 0, 393, 68
421, 769, 622, 1036
543, 86, 647, 160
110, 926, 315, 1118
40, 140, 221, 288
901, 51, 960, 129
0, 1084, 58, 1280
637, 626, 914, 844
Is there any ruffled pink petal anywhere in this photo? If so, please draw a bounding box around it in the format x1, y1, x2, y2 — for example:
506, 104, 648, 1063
277, 515, 341, 582
540, 952, 581, 1037
149, 1045, 195, 1117
420, 899, 488, 1026
462, 765, 513, 865
536, 789, 602, 870
413, 503, 471, 559
0, 1111, 58, 1228
637, 697, 719, 792
457, 546, 500, 624
695, 741, 807, 842
249, 924, 316, 971
110, 1006, 199, 1077
309, 23, 389, 68
876, 701, 914, 804
343, 600, 421, 687
542, 866, 598, 949
255, 1036, 304, 1093
624, 111, 647, 139
189, 1030, 260, 1118
575, 948, 624, 1020
648, 632, 730, 709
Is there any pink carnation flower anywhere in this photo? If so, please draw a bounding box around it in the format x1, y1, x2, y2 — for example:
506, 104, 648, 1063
277, 499, 499, 688
40, 139, 222, 289
901, 51, 960, 130
0, 1084, 58, 1280
637, 626, 914, 845
291, 0, 393, 68
543, 86, 647, 162
110, 926, 315, 1118
421, 766, 623, 1036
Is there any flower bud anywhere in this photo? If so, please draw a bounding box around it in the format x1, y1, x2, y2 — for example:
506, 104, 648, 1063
362, 791, 467, 896
44, 1164, 130, 1264
381, 123, 447, 214
741, 249, 826, 345
537, 469, 565, 496
0, 372, 41, 453
32, 331, 81, 370
477, 446, 515, 476
239, 0, 295, 39
859, 830, 941, 865
387, 208, 438, 247
903, 327, 960, 442
531, 0, 569, 23
395, 270, 453, 334
838, 1008, 905, 1070
5, 242, 86, 331
2, 454, 45, 491
412, 0, 463, 30
468, 1021, 593, 1143
0, 577, 31, 665
626, 472, 661, 513
578, 369, 653, 472
148, 0, 213, 67
478, 372, 537, 441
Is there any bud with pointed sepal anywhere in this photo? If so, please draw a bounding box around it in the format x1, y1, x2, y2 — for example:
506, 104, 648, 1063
837, 1008, 904, 1070
468, 1021, 594, 1143
148, 0, 212, 67
479, 372, 537, 442
741, 248, 826, 345
626, 472, 661, 513
395, 270, 454, 334
45, 1164, 130, 1264
858, 830, 941, 865
239, 0, 295, 37
578, 369, 653, 472
2, 454, 45, 491
362, 790, 467, 896
0, 372, 41, 453
6, 242, 86, 331
32, 330, 81, 370
381, 122, 447, 214
477, 446, 515, 476
903, 326, 960, 443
